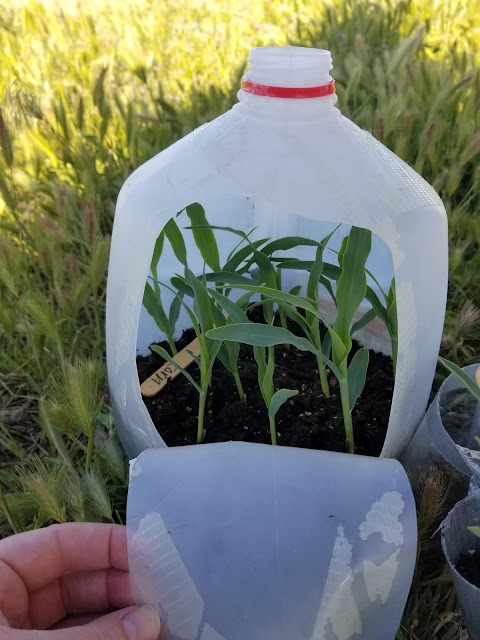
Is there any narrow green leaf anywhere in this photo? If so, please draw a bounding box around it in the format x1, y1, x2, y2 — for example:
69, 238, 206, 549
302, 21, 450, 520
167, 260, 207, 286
151, 231, 165, 276
333, 227, 372, 347
268, 389, 299, 417
261, 236, 320, 255
207, 323, 342, 380
205, 271, 261, 286
289, 285, 302, 296
164, 218, 188, 266
151, 345, 202, 393
185, 203, 220, 271
170, 275, 193, 298
223, 238, 268, 272
307, 244, 324, 303
253, 345, 267, 383
468, 526, 480, 539
351, 308, 377, 335
338, 235, 349, 268
437, 357, 480, 402
208, 289, 249, 324
143, 282, 170, 334
348, 347, 369, 409
185, 268, 214, 333
168, 292, 183, 328
262, 347, 275, 401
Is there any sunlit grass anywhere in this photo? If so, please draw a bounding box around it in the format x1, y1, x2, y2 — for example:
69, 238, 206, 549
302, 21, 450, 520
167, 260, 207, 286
0, 0, 479, 635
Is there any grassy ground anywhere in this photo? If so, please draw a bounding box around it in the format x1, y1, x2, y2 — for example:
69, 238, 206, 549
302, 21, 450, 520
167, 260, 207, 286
0, 0, 479, 636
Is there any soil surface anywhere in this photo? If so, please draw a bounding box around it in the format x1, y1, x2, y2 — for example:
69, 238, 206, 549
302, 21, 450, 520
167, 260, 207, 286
137, 312, 394, 456
456, 549, 480, 587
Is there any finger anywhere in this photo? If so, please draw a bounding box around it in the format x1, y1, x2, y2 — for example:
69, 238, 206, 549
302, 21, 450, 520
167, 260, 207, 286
0, 523, 128, 592
2, 605, 161, 640
29, 569, 134, 630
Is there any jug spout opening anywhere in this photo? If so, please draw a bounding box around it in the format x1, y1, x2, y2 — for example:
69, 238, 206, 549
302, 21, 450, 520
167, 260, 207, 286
244, 46, 333, 89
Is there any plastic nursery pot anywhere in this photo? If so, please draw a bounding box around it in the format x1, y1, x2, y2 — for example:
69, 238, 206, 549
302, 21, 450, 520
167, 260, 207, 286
128, 442, 417, 640
401, 364, 480, 491
442, 490, 480, 640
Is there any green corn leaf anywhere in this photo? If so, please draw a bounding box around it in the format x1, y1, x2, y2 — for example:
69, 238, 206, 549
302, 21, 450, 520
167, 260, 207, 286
205, 271, 262, 286
437, 357, 480, 402
319, 276, 336, 304
364, 287, 390, 328
253, 345, 267, 382
170, 275, 193, 298
261, 236, 320, 255
223, 284, 319, 317
223, 238, 268, 272
254, 251, 277, 289
348, 347, 369, 409
208, 289, 250, 324
268, 389, 299, 417
289, 285, 302, 296
275, 259, 315, 271
207, 323, 342, 380
211, 303, 227, 329
185, 203, 220, 271
151, 231, 165, 276
351, 308, 377, 335
186, 224, 247, 240
307, 244, 324, 303
185, 268, 214, 333
168, 291, 183, 329
236, 290, 254, 309
205, 339, 222, 379
143, 282, 171, 334
262, 347, 275, 401
468, 526, 480, 539
279, 301, 310, 336
216, 344, 234, 373
164, 218, 188, 266
161, 281, 201, 336
227, 340, 241, 371
338, 235, 349, 268
322, 331, 332, 358
151, 345, 202, 393
333, 227, 372, 351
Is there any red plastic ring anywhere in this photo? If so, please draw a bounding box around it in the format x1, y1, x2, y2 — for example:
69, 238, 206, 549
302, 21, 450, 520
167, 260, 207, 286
241, 79, 335, 99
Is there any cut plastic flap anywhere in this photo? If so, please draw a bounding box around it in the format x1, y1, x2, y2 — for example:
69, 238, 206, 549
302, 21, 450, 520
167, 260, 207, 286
127, 442, 416, 640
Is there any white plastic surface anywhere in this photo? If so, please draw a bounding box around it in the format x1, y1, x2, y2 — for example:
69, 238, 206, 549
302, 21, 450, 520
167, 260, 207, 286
106, 46, 448, 459
127, 442, 417, 640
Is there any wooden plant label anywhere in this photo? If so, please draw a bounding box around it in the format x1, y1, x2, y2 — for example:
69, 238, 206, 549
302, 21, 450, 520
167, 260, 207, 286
476, 365, 480, 388
140, 337, 200, 397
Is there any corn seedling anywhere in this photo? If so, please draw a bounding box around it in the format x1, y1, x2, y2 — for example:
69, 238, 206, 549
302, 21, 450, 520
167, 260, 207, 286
152, 268, 222, 443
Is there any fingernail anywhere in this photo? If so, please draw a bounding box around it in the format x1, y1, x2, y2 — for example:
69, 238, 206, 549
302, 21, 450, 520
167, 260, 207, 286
122, 605, 161, 640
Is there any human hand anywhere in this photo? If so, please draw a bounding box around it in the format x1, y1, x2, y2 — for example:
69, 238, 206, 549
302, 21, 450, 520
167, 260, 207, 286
0, 522, 161, 639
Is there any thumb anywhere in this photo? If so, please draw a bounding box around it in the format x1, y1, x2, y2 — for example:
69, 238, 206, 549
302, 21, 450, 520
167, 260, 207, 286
4, 605, 161, 640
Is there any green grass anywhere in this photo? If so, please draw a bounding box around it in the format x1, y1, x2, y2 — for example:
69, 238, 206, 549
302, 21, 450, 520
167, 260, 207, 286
0, 0, 479, 636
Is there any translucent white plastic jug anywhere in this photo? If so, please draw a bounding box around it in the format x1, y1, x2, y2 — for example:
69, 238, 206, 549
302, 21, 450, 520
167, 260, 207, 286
128, 442, 417, 640
106, 46, 448, 459
106, 46, 449, 639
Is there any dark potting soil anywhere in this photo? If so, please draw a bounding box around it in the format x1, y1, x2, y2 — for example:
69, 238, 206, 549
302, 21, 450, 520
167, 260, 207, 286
136, 312, 394, 456
456, 549, 480, 588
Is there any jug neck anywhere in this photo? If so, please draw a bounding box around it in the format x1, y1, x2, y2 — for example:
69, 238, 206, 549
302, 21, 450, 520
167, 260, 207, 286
236, 46, 338, 119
